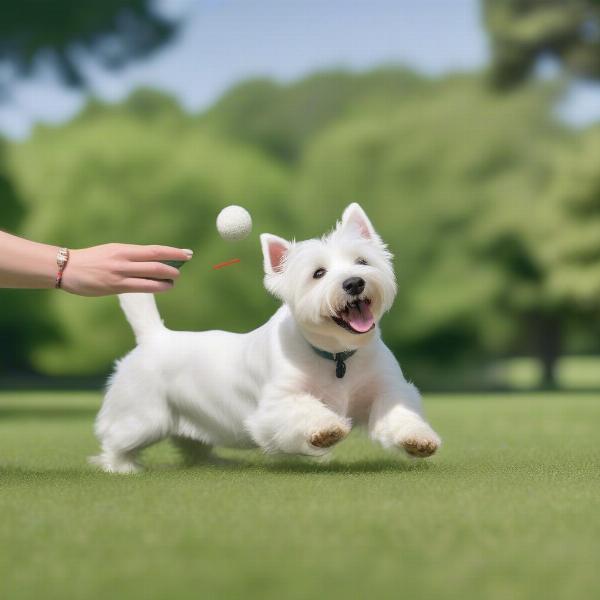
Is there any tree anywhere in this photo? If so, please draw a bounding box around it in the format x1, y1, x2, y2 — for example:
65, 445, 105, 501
294, 74, 567, 385
9, 91, 290, 375
483, 0, 600, 384
202, 68, 428, 163
5, 69, 592, 388
541, 128, 600, 304
483, 0, 600, 89
534, 128, 600, 382
0, 144, 57, 374
0, 0, 176, 94
0, 1, 180, 374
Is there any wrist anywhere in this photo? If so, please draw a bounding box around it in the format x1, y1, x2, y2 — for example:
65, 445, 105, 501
34, 243, 58, 289
54, 247, 69, 289
0, 232, 65, 289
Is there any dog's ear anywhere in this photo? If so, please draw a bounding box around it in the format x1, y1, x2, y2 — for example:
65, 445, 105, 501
340, 203, 379, 241
260, 234, 290, 274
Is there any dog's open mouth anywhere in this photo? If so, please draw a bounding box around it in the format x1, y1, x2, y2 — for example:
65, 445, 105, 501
332, 298, 375, 334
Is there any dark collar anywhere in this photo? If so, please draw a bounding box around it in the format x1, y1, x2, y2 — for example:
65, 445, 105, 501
308, 343, 357, 379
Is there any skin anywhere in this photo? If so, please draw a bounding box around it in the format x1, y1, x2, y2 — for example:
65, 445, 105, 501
0, 231, 193, 296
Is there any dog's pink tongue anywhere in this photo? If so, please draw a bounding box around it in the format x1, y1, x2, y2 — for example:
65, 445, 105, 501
347, 301, 374, 333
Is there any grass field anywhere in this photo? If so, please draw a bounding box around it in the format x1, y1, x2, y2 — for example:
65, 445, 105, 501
0, 391, 599, 600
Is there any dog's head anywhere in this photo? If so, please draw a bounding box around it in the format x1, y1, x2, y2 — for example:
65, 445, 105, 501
261, 203, 396, 347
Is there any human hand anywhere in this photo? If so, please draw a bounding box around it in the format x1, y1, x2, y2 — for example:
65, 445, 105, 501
61, 244, 193, 296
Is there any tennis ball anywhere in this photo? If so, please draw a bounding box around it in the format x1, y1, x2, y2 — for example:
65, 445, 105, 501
216, 205, 252, 241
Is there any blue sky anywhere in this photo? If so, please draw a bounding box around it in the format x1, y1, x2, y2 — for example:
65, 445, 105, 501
0, 0, 598, 138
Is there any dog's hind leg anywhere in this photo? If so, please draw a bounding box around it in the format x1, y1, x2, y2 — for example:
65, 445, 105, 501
89, 447, 143, 474
91, 375, 172, 474
91, 410, 171, 474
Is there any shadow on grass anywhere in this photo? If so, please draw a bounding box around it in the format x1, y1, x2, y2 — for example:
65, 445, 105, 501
0, 454, 434, 481
189, 452, 433, 475
262, 457, 433, 475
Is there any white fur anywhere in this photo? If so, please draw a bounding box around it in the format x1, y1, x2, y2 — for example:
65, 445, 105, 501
92, 203, 441, 473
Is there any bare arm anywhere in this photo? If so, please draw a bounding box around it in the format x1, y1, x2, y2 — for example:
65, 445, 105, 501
0, 231, 193, 296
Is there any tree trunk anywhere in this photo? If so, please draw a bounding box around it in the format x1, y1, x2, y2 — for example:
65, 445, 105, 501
536, 314, 562, 389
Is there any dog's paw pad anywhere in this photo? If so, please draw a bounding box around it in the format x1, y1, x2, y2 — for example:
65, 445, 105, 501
310, 426, 348, 448
400, 437, 439, 458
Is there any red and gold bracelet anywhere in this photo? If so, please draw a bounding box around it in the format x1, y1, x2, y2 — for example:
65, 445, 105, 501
55, 247, 70, 289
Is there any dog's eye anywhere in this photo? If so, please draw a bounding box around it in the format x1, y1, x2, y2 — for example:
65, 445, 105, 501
355, 257, 368, 266
313, 268, 326, 279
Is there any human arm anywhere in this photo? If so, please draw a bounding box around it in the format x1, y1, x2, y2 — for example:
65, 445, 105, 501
0, 231, 193, 296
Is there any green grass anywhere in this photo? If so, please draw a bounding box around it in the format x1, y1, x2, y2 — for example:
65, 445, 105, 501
0, 391, 599, 600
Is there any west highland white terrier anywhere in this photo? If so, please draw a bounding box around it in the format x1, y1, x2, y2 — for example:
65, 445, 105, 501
91, 203, 441, 473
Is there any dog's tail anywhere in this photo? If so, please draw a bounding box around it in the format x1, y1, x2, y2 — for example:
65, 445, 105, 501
118, 293, 166, 343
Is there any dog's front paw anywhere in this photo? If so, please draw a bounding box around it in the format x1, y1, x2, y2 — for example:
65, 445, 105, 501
372, 419, 441, 458
399, 435, 440, 458
309, 424, 349, 449
394, 423, 441, 458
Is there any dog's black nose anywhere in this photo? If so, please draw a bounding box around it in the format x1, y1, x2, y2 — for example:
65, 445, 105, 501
342, 277, 365, 296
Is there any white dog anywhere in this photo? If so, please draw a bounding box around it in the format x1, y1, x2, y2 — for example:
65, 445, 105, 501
92, 203, 441, 473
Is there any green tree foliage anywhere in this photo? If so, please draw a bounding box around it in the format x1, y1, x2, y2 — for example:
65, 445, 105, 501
0, 144, 23, 231
294, 75, 568, 383
0, 0, 179, 374
5, 70, 600, 388
0, 0, 176, 91
541, 127, 600, 306
0, 143, 57, 374
10, 90, 290, 374
481, 0, 600, 385
532, 130, 600, 385
483, 0, 600, 88
202, 68, 427, 163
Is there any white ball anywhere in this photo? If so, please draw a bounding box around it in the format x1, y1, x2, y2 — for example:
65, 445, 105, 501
216, 205, 253, 241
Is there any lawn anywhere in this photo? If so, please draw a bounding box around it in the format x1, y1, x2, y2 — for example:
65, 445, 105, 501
0, 391, 598, 600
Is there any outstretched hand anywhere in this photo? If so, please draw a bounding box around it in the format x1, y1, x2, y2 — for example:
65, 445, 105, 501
61, 244, 193, 296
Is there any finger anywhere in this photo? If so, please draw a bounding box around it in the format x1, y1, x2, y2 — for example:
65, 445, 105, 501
119, 245, 193, 262
119, 261, 181, 281
117, 278, 175, 294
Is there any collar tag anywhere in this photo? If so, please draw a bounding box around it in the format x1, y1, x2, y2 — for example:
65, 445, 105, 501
307, 343, 356, 379
335, 357, 347, 379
